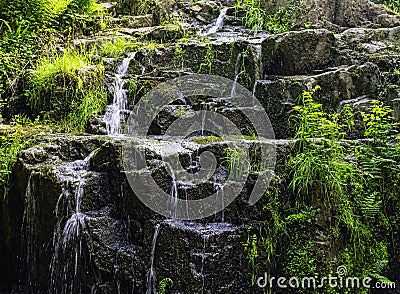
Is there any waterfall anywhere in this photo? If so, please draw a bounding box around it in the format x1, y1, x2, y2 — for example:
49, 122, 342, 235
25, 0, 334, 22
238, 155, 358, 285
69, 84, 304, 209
206, 8, 228, 35
50, 151, 94, 293
146, 224, 161, 294
105, 52, 137, 135
230, 53, 242, 98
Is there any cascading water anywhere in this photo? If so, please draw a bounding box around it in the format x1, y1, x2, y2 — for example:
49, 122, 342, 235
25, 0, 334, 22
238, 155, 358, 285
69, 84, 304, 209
50, 152, 94, 293
105, 53, 137, 135
205, 8, 228, 35
146, 224, 161, 294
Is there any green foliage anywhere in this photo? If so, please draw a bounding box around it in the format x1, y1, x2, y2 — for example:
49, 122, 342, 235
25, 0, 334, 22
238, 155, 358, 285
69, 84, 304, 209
234, 0, 298, 33
223, 146, 249, 177
284, 240, 318, 278
0, 115, 51, 197
281, 89, 396, 288
291, 86, 343, 142
382, 0, 400, 13
26, 49, 106, 132
0, 125, 22, 196
362, 99, 399, 140
0, 0, 105, 114
264, 7, 297, 34
67, 89, 107, 132
235, 0, 265, 32
158, 278, 173, 294
173, 45, 186, 68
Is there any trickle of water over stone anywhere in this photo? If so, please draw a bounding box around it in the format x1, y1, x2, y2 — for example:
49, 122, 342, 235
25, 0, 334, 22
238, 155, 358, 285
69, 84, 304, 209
200, 234, 210, 294
213, 182, 225, 222
230, 53, 242, 98
105, 52, 137, 135
146, 224, 161, 294
20, 174, 37, 289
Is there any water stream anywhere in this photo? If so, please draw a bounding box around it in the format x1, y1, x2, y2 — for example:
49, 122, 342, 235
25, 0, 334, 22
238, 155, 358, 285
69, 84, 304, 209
105, 53, 137, 135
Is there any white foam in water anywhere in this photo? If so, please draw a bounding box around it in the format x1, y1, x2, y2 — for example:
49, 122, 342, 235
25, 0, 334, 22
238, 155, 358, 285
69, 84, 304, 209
105, 52, 137, 135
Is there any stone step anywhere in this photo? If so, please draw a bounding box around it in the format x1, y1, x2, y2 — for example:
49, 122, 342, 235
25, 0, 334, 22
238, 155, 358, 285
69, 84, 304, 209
254, 63, 381, 138
261, 26, 400, 76
154, 220, 251, 293
105, 14, 154, 29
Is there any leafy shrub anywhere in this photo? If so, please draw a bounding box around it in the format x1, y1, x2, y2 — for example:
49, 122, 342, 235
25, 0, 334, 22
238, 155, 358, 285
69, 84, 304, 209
234, 0, 298, 33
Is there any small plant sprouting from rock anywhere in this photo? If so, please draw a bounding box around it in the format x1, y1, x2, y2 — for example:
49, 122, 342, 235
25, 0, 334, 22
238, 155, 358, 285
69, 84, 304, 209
243, 230, 259, 285
158, 278, 173, 294
174, 45, 186, 68
198, 42, 215, 74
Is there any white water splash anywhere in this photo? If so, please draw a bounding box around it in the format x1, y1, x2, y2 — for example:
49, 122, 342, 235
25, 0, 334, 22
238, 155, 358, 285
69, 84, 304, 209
105, 53, 137, 135
206, 8, 228, 35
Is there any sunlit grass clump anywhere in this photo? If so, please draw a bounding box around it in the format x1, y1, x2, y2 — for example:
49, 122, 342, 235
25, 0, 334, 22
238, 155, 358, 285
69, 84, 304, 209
26, 49, 107, 132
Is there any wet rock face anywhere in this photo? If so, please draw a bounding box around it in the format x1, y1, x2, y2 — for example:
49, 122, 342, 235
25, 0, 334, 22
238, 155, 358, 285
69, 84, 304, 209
262, 29, 336, 76
299, 0, 400, 28
154, 220, 251, 293
0, 135, 286, 293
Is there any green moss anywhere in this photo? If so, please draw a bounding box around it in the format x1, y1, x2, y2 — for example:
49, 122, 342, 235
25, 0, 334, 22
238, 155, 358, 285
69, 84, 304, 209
190, 136, 222, 144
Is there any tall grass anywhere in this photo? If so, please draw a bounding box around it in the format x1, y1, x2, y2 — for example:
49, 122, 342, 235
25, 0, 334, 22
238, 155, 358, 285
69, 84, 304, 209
26, 49, 107, 132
